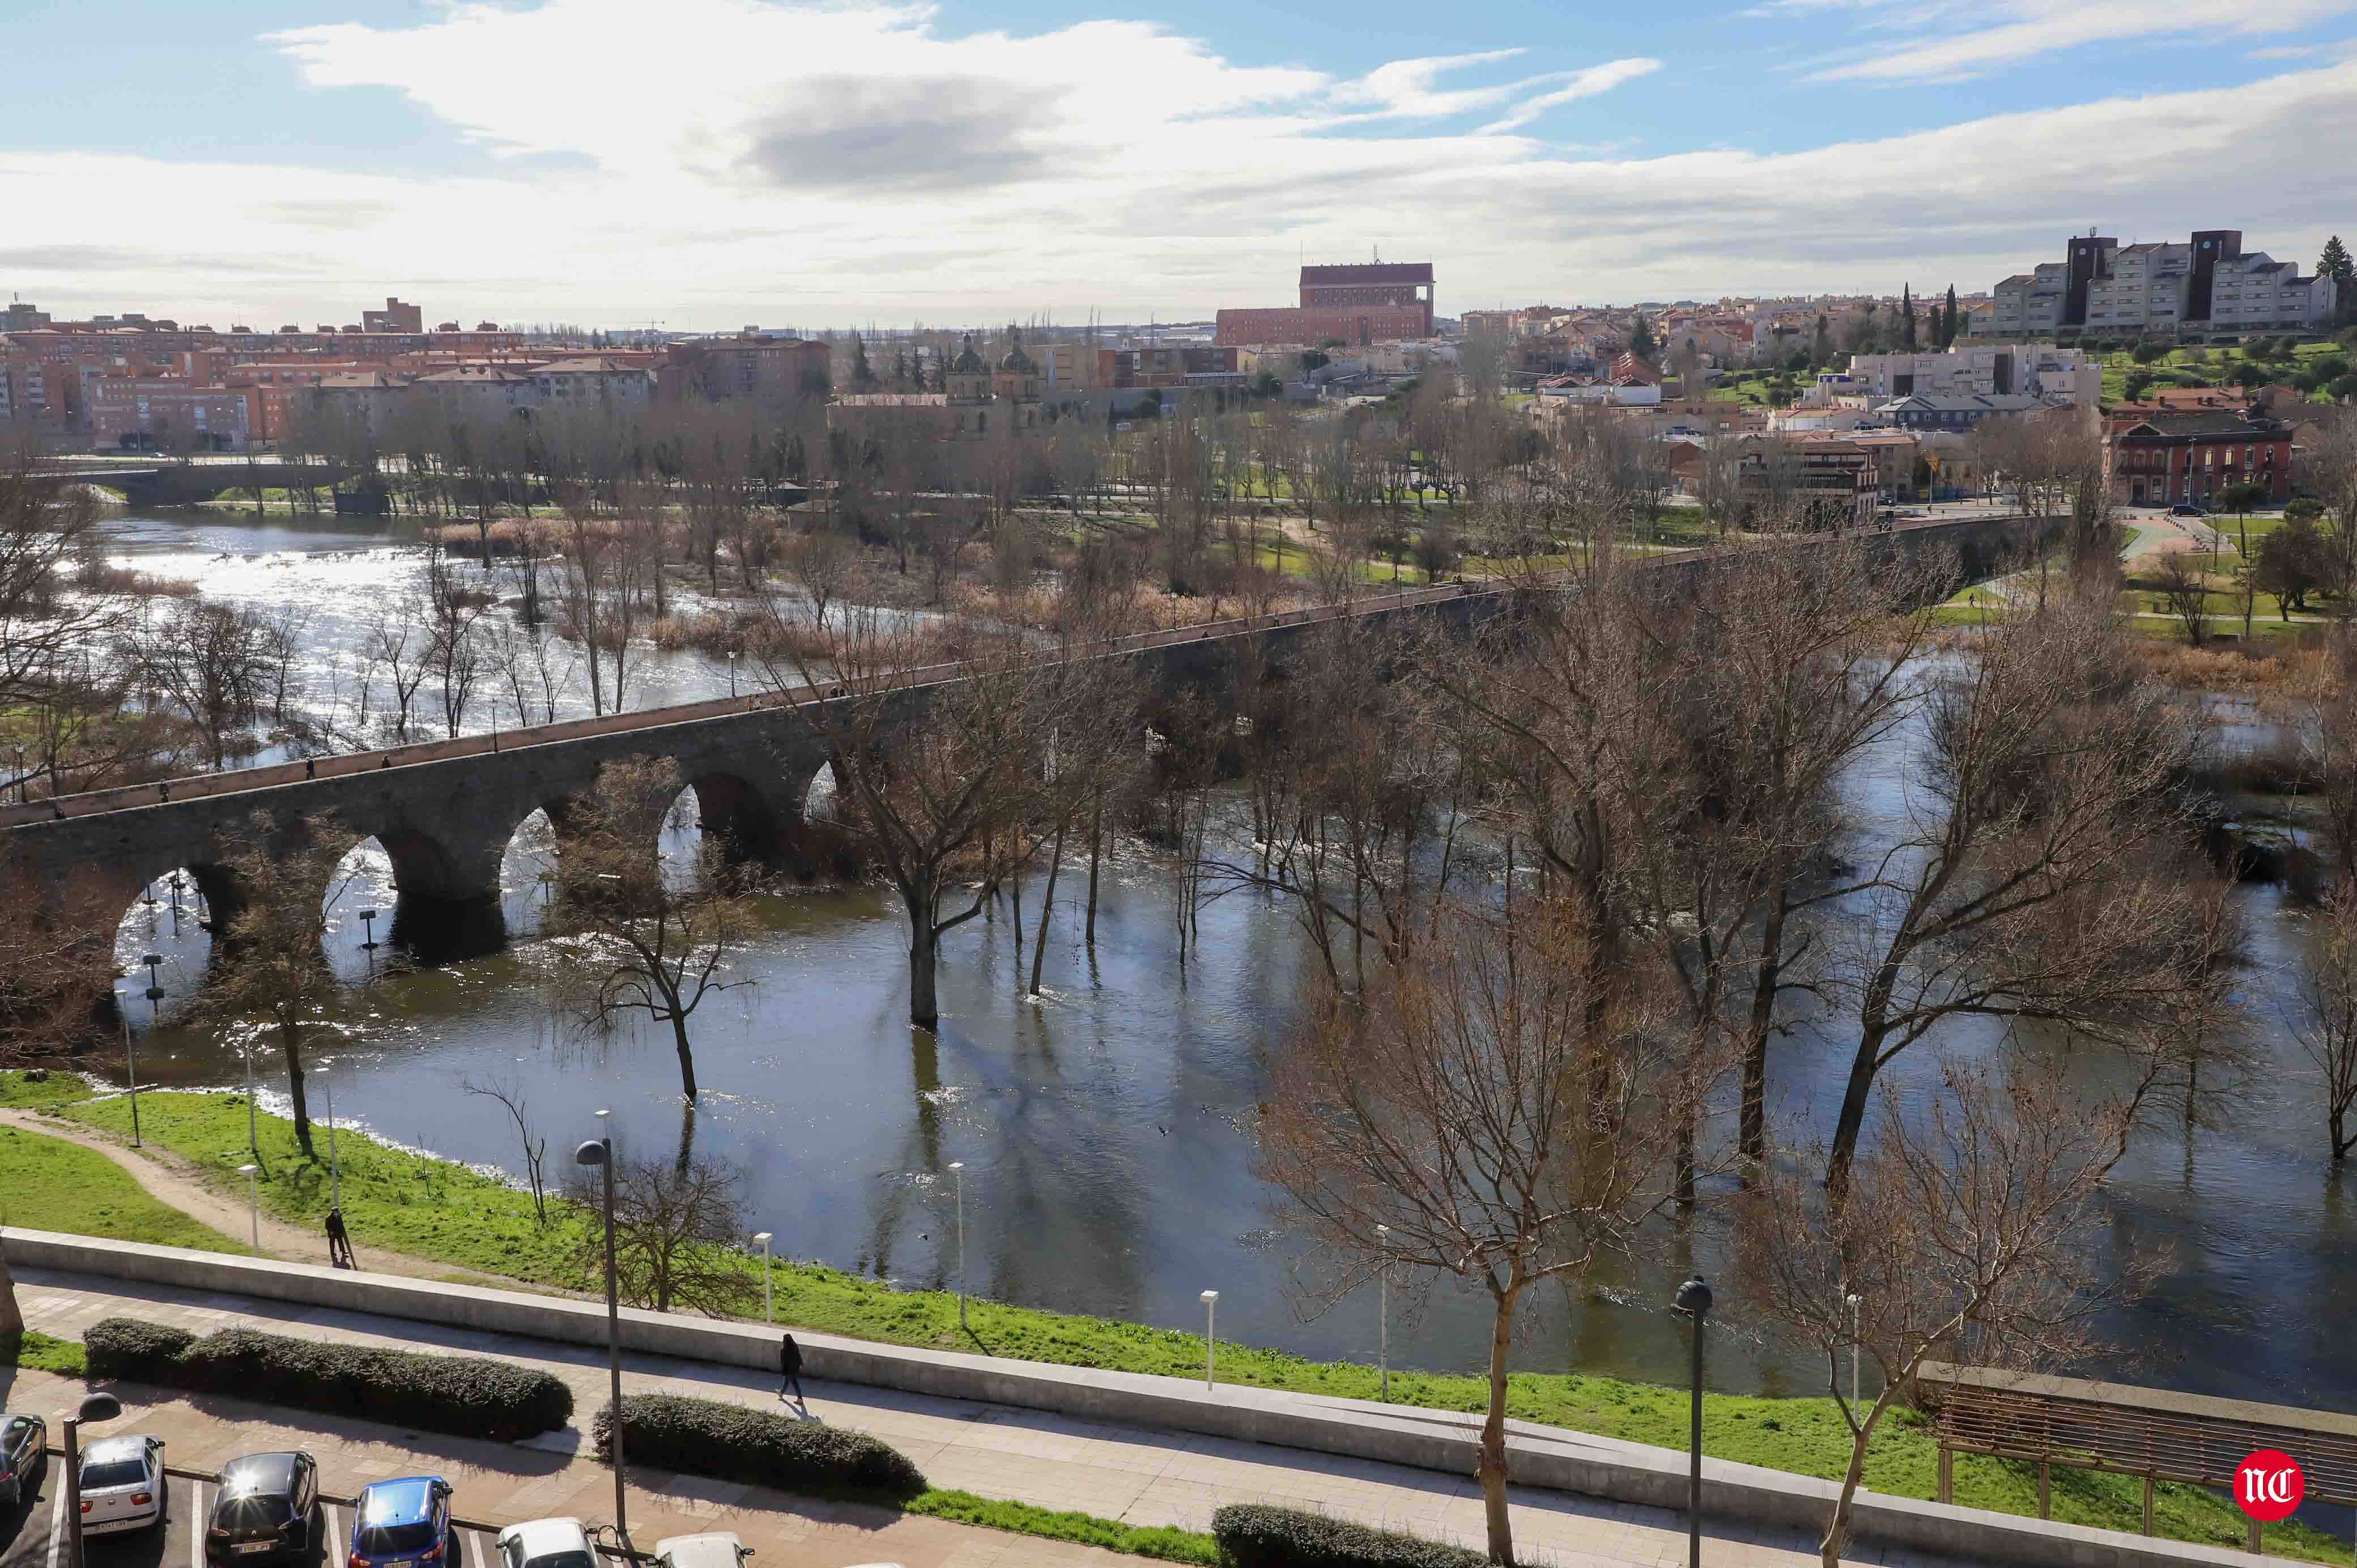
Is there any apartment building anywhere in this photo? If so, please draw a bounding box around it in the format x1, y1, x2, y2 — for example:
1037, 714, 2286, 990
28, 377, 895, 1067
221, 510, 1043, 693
1979, 231, 2338, 341
2106, 408, 2294, 506
1841, 344, 2099, 408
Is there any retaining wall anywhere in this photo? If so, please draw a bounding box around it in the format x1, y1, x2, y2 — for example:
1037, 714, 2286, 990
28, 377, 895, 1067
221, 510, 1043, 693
5, 1230, 2261, 1568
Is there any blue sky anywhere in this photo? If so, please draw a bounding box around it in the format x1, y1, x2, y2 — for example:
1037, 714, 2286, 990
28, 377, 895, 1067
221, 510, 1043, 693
5, 0, 2355, 328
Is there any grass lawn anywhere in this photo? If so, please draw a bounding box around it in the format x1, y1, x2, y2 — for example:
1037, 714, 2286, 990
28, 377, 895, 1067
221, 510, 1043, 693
0, 1067, 97, 1111
0, 1331, 88, 1377
0, 1120, 246, 1252
904, 1492, 1216, 1564
35, 1092, 2337, 1559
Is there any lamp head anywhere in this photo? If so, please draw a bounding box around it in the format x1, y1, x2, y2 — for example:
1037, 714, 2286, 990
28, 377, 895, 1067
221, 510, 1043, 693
574, 1140, 608, 1167
76, 1393, 122, 1424
142, 953, 163, 968
236, 1163, 258, 1177
1199, 1289, 1219, 1305
1674, 1274, 1713, 1318
752, 1230, 772, 1244
948, 1161, 963, 1172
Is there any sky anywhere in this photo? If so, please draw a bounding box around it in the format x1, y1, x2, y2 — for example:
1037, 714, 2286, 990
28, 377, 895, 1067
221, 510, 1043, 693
3, 0, 2355, 331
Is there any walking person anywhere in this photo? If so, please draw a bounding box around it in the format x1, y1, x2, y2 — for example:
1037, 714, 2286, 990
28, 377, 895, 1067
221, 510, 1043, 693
778, 1332, 805, 1404
325, 1207, 355, 1269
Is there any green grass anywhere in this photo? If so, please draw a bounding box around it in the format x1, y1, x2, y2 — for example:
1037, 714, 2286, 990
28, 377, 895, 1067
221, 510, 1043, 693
905, 1491, 1219, 1564
0, 1331, 88, 1377
0, 1067, 97, 1111
0, 1122, 246, 1252
38, 1092, 2342, 1561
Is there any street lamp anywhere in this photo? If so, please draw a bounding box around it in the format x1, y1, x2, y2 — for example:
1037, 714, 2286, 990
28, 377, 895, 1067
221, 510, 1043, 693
237, 1163, 262, 1254
241, 1039, 259, 1158
1200, 1290, 1219, 1391
752, 1231, 773, 1324
132, 953, 165, 1148
62, 1391, 124, 1568
1673, 1275, 1714, 1568
947, 1161, 967, 1330
320, 1058, 343, 1217
575, 1111, 629, 1549
1373, 1224, 1391, 1402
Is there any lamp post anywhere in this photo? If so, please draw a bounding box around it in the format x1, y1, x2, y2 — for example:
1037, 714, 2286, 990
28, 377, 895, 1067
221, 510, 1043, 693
752, 1231, 773, 1323
133, 953, 164, 1149
1374, 1224, 1390, 1402
358, 907, 378, 976
237, 1162, 262, 1254
1673, 1275, 1714, 1568
62, 1391, 123, 1568
947, 1161, 967, 1330
320, 1058, 343, 1216
1200, 1290, 1219, 1391
575, 1111, 628, 1548
241, 1039, 259, 1158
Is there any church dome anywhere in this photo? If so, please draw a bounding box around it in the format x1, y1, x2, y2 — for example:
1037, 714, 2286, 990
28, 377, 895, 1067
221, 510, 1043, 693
950, 334, 986, 373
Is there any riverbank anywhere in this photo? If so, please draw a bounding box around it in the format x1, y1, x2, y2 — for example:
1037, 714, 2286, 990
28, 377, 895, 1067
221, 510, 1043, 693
1, 1075, 2338, 1563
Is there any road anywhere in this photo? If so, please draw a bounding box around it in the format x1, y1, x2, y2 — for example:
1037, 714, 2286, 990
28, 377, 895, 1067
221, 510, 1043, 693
0, 1458, 503, 1568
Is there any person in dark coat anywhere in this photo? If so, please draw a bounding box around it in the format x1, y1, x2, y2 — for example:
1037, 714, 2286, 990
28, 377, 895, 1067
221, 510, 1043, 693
778, 1332, 805, 1402
325, 1207, 355, 1268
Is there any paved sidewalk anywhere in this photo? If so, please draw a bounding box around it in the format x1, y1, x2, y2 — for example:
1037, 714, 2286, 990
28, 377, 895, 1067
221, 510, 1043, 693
10, 1269, 1965, 1568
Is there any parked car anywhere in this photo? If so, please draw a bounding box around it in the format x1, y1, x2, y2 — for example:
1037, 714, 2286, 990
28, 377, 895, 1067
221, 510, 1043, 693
2171, 503, 2206, 517
495, 1517, 595, 1568
0, 1413, 46, 1512
206, 1451, 318, 1565
652, 1534, 754, 1568
78, 1435, 168, 1535
348, 1476, 454, 1568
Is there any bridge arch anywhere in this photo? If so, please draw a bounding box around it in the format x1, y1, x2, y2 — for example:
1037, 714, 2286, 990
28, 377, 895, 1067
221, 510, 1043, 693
111, 865, 231, 1030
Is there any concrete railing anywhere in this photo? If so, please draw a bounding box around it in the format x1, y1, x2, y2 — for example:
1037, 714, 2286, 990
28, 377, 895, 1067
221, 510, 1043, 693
5, 1228, 2256, 1567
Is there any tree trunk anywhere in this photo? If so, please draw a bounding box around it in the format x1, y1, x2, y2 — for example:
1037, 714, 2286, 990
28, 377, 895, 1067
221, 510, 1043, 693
909, 915, 941, 1029
1031, 822, 1066, 995
1478, 1283, 1522, 1565
1740, 886, 1792, 1166
0, 1242, 23, 1339
2333, 1105, 2349, 1162
1826, 1034, 1883, 1201
671, 1012, 699, 1100
282, 1020, 314, 1158
1085, 795, 1103, 944
1820, 1426, 1875, 1567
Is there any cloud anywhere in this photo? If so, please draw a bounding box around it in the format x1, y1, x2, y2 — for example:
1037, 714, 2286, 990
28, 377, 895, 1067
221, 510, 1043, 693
1775, 0, 2357, 83
4, 2, 2354, 326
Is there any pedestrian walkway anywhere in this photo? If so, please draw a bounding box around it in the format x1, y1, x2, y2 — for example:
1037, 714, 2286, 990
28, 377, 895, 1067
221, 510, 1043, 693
8, 1269, 1968, 1568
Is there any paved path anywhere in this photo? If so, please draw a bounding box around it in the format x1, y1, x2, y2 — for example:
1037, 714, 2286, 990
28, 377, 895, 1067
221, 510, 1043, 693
7, 1270, 1967, 1568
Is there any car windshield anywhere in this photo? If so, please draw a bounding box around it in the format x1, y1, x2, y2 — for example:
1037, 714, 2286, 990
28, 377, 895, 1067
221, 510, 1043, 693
82, 1459, 149, 1489
525, 1552, 594, 1568
218, 1495, 295, 1527
358, 1522, 438, 1555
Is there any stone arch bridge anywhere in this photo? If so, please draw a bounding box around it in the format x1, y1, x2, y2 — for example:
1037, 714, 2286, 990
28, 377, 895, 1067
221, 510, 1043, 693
2, 513, 2035, 968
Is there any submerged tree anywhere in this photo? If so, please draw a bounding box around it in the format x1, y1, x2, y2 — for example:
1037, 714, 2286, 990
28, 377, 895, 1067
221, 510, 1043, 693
548, 755, 755, 1101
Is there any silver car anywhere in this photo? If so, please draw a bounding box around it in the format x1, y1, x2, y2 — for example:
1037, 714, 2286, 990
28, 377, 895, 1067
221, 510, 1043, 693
652, 1533, 755, 1568
79, 1434, 168, 1535
496, 1517, 596, 1568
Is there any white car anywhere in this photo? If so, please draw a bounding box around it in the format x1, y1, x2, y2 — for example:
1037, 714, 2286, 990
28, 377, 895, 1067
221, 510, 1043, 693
79, 1435, 168, 1535
652, 1533, 756, 1568
496, 1517, 597, 1568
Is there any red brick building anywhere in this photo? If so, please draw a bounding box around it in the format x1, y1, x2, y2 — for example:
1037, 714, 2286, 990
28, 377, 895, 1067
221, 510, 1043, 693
1214, 262, 1435, 347
660, 333, 831, 402
2105, 408, 2293, 506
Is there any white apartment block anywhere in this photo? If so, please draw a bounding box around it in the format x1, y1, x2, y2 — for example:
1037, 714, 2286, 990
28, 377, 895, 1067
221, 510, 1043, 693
1976, 230, 2337, 340
1843, 344, 2099, 408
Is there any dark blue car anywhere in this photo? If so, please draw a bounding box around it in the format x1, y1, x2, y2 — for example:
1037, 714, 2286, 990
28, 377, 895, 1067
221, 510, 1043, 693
347, 1477, 455, 1568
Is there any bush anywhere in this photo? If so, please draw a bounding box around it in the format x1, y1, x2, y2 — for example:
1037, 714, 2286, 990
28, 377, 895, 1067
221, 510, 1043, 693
84, 1319, 195, 1380
1210, 1506, 1490, 1568
83, 1317, 571, 1441
595, 1394, 927, 1503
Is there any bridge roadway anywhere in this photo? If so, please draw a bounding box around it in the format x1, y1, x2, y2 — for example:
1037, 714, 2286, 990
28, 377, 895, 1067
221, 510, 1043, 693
33, 461, 352, 505
0, 512, 2031, 953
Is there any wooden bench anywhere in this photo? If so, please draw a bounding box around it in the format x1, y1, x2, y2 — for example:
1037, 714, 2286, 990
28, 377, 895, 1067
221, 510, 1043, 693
1919, 1361, 2357, 1553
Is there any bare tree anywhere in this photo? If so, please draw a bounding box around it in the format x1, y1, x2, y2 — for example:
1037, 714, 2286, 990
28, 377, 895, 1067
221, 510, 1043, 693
1823, 595, 2227, 1195
2292, 885, 2357, 1161
547, 756, 755, 1101
126, 600, 279, 768
2151, 550, 2213, 646
423, 540, 493, 737
1256, 902, 1716, 1566
462, 1075, 554, 1225
360, 598, 431, 743
1741, 1058, 2152, 1568
198, 812, 363, 1160
564, 1150, 752, 1314
752, 601, 1086, 1028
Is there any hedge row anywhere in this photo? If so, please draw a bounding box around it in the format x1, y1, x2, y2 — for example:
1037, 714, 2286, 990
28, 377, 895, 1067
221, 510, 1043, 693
594, 1394, 927, 1503
84, 1317, 572, 1442
1210, 1506, 1490, 1568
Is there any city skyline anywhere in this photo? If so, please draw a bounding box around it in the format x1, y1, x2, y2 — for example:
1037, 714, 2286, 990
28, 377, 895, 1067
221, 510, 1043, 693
3, 0, 2355, 328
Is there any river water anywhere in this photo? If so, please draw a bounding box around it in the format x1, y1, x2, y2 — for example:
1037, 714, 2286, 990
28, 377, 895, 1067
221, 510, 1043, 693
83, 510, 2357, 1411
